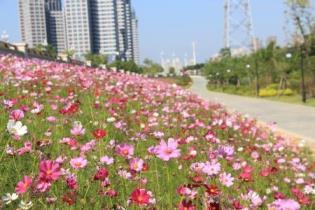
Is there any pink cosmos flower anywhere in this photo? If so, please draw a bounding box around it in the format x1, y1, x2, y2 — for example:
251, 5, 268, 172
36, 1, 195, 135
116, 144, 134, 158
46, 116, 57, 122
100, 156, 114, 165
70, 121, 85, 136
268, 199, 300, 210
155, 138, 181, 161
10, 109, 24, 121
70, 157, 88, 170
202, 160, 221, 176
80, 140, 96, 155
60, 137, 78, 150
16, 141, 32, 155
15, 176, 32, 194
129, 158, 144, 172
219, 172, 234, 187
31, 102, 44, 114
39, 160, 61, 182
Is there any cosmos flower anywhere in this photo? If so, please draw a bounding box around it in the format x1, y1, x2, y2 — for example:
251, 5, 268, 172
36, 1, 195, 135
268, 199, 300, 210
219, 172, 234, 187
10, 109, 24, 121
178, 199, 196, 210
18, 200, 33, 210
1, 193, 18, 205
15, 176, 32, 194
7, 120, 28, 137
70, 157, 88, 170
100, 156, 114, 165
129, 158, 144, 172
70, 121, 85, 136
116, 144, 134, 158
155, 138, 181, 161
130, 188, 154, 206
202, 161, 221, 176
92, 128, 107, 139
39, 160, 61, 182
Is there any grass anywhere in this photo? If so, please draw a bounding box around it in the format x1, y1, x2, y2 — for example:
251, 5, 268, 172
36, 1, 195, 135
207, 85, 315, 107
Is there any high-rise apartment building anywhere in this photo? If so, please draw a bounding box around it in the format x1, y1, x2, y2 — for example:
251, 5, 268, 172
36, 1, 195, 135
90, 0, 139, 62
90, 0, 119, 56
131, 10, 139, 64
18, 0, 139, 62
64, 0, 93, 59
18, 0, 47, 48
46, 0, 66, 53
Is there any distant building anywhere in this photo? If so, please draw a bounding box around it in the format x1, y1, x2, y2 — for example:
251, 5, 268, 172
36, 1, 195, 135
90, 0, 119, 57
18, 0, 140, 62
131, 10, 140, 64
64, 0, 93, 60
45, 0, 66, 53
18, 0, 47, 48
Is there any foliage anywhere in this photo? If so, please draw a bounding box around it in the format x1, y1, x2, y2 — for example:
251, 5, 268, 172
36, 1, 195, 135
142, 58, 164, 75
109, 60, 143, 74
31, 44, 57, 59
175, 74, 192, 87
84, 53, 108, 67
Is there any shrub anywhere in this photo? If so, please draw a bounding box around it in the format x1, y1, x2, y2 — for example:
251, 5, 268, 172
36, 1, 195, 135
259, 88, 277, 97
282, 88, 294, 96
176, 75, 192, 87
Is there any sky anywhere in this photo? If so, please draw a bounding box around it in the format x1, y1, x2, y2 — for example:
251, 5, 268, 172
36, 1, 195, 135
0, 0, 314, 63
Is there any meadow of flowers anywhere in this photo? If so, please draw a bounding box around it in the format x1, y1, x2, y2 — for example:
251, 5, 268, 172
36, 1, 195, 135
0, 53, 314, 210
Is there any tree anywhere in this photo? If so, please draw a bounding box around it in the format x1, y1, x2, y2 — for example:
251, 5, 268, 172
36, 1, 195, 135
142, 58, 164, 75
109, 60, 143, 74
285, 0, 314, 102
85, 53, 108, 67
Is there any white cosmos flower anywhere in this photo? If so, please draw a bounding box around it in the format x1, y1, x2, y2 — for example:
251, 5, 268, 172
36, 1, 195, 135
19, 200, 33, 210
2, 193, 18, 205
7, 120, 28, 137
107, 117, 116, 123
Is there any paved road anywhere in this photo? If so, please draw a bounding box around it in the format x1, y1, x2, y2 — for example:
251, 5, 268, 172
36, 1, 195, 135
190, 76, 315, 145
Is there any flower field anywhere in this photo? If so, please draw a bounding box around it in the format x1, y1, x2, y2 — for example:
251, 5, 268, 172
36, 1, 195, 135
0, 53, 314, 210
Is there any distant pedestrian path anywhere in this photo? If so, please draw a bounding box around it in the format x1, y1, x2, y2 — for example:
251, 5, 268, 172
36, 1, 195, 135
190, 76, 315, 146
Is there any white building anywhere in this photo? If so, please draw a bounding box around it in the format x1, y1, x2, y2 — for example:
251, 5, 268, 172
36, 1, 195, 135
19, 0, 47, 48
131, 10, 140, 64
64, 0, 93, 60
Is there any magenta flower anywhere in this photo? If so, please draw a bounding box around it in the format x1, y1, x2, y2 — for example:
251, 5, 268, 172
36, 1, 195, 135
10, 109, 24, 121
16, 141, 32, 155
155, 138, 181, 161
39, 160, 61, 182
70, 157, 88, 170
15, 176, 32, 194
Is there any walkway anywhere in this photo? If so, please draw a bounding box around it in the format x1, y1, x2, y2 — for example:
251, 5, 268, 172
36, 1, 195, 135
190, 76, 315, 146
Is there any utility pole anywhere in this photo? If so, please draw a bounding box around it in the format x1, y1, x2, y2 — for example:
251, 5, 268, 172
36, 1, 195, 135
224, 0, 255, 51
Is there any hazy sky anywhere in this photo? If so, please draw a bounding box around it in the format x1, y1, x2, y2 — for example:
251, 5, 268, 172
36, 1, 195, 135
0, 0, 314, 63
